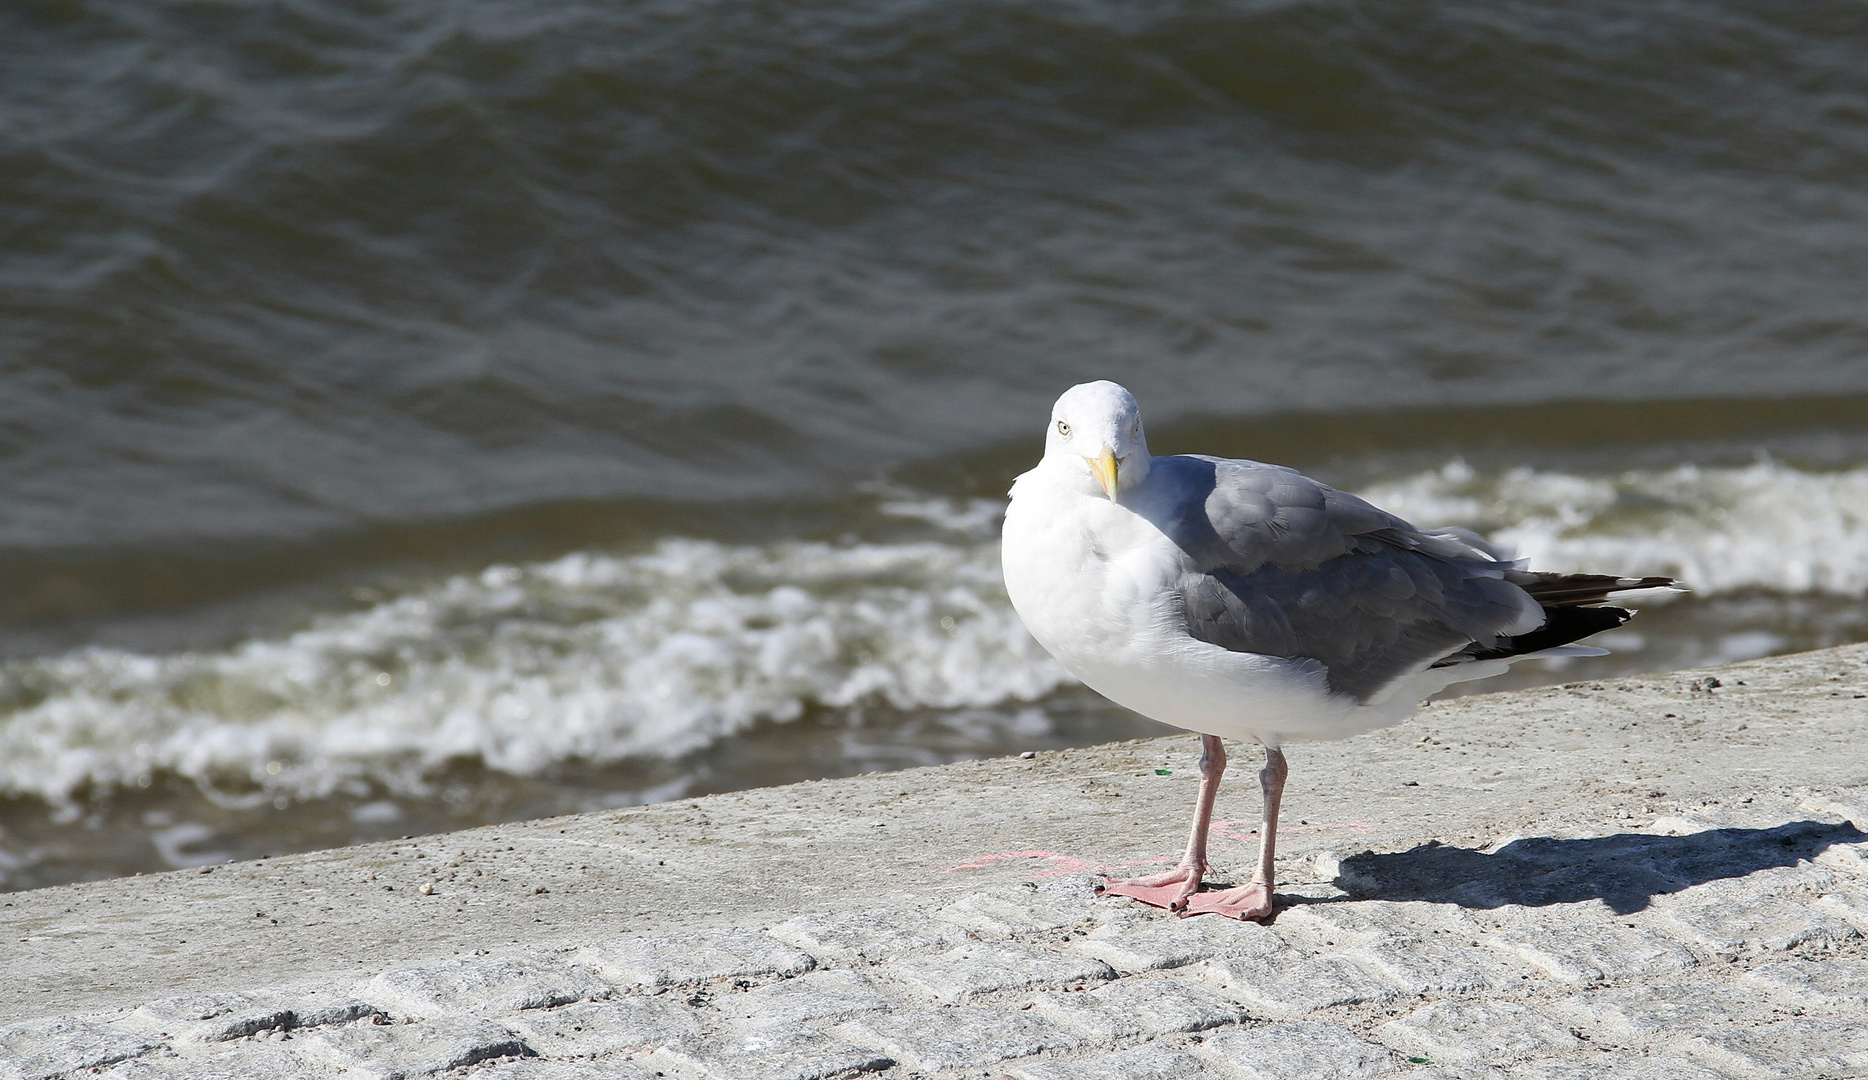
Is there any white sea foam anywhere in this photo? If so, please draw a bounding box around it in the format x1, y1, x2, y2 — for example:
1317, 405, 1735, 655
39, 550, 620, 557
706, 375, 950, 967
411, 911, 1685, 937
0, 531, 1067, 808
1360, 457, 1868, 595
4, 460, 1865, 807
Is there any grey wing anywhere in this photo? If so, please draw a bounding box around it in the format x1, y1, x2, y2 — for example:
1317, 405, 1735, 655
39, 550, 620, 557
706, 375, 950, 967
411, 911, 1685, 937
1142, 455, 1543, 702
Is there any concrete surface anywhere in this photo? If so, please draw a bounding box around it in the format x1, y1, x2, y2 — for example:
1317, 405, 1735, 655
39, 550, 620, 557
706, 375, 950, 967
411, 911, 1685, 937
3, 643, 1867, 1078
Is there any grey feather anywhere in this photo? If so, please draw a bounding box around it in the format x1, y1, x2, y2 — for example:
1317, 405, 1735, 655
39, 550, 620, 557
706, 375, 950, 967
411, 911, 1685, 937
1132, 456, 1543, 702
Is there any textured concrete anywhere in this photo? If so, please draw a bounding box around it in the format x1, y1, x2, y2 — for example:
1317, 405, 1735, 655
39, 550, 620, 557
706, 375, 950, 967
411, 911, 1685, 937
4, 643, 1868, 1078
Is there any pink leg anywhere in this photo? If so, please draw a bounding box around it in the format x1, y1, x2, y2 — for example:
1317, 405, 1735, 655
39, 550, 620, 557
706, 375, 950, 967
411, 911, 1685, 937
1182, 745, 1286, 920
1097, 734, 1225, 913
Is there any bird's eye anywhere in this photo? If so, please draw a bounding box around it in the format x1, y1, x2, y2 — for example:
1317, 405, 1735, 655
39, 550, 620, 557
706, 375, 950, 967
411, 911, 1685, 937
1056, 420, 1070, 437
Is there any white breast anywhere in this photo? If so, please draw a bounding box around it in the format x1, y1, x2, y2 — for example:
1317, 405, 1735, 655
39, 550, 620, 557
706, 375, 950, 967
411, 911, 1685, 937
1001, 473, 1163, 669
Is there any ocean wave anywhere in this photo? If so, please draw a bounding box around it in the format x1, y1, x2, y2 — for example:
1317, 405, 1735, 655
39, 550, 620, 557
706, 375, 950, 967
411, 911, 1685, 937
0, 530, 1066, 809
1360, 458, 1868, 596
5, 458, 1867, 808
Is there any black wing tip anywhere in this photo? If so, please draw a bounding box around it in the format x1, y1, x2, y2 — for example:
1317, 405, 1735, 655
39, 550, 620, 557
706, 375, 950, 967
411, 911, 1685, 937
1460, 604, 1632, 663
1520, 573, 1681, 607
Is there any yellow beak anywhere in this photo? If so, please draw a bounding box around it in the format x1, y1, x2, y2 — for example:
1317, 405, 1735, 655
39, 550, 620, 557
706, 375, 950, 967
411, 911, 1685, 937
1088, 445, 1119, 502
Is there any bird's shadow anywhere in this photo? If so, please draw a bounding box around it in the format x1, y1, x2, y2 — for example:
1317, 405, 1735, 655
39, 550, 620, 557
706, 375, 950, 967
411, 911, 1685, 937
1306, 819, 1864, 916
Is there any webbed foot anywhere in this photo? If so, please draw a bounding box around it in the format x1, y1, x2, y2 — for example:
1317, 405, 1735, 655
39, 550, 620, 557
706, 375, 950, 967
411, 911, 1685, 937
1095, 863, 1206, 912
1178, 880, 1274, 921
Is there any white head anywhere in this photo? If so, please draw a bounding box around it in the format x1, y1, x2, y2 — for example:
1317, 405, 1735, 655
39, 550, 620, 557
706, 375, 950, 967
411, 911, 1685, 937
1044, 380, 1152, 501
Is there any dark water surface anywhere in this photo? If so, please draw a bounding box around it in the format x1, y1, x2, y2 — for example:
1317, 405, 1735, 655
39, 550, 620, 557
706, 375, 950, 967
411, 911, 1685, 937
4, 0, 1867, 889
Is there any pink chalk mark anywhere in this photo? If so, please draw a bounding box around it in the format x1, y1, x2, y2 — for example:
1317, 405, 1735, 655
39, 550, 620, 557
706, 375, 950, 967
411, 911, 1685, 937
942, 850, 1174, 878
1209, 820, 1259, 843
1210, 819, 1378, 843
1044, 855, 1175, 879
942, 850, 1071, 873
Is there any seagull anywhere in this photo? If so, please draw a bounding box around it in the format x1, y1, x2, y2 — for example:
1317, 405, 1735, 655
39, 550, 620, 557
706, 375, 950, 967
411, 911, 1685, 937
1001, 381, 1674, 920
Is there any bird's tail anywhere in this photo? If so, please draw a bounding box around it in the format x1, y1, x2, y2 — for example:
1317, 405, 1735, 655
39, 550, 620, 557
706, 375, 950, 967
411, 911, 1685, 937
1437, 573, 1681, 666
